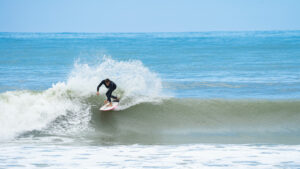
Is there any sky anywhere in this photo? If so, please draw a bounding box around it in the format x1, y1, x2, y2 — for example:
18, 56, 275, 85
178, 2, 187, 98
0, 0, 300, 32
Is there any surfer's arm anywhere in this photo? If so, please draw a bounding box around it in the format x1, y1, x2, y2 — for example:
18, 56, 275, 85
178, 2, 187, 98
97, 80, 105, 92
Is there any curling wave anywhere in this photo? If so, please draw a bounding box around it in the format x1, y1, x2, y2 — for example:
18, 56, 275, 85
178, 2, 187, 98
0, 58, 164, 140
1, 58, 300, 144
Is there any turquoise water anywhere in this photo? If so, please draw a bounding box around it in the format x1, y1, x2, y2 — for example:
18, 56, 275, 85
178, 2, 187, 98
1, 31, 300, 168
1, 31, 300, 98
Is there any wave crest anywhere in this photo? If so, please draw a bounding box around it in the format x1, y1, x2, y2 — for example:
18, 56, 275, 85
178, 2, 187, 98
0, 57, 164, 140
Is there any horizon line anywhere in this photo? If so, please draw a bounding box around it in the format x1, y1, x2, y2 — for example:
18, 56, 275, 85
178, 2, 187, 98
1, 29, 300, 34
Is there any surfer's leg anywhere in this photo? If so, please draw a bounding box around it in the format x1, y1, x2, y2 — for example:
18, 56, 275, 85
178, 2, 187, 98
111, 88, 119, 102
111, 95, 117, 99
106, 89, 113, 102
110, 87, 118, 101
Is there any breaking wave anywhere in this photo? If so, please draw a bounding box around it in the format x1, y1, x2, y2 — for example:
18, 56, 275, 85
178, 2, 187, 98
1, 58, 300, 144
0, 57, 164, 140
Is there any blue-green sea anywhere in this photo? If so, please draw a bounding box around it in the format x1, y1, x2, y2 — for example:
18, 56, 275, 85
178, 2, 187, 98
0, 31, 300, 168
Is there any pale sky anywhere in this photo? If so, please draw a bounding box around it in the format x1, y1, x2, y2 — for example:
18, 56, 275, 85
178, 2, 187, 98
0, 0, 300, 32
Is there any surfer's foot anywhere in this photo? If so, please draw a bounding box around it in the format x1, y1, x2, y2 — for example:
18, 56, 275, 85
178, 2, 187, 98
108, 102, 112, 107
104, 100, 108, 104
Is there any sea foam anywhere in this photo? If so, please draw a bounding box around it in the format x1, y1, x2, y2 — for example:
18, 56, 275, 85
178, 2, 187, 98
0, 57, 164, 140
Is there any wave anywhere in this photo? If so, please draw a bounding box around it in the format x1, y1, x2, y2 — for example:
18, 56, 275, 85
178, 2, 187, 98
1, 58, 300, 144
89, 98, 300, 144
0, 57, 164, 141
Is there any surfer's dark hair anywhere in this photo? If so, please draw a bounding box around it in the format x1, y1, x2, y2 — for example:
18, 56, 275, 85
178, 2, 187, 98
105, 78, 110, 83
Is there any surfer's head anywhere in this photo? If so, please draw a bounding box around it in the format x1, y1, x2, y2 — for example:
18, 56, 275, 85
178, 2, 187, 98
105, 78, 110, 85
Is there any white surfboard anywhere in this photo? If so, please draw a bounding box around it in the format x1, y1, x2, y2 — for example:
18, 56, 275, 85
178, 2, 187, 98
99, 102, 119, 111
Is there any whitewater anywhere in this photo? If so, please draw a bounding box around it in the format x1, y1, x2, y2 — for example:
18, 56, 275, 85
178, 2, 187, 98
0, 31, 300, 168
0, 58, 164, 141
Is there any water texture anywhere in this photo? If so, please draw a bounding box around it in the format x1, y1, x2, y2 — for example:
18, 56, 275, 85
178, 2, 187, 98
0, 31, 300, 168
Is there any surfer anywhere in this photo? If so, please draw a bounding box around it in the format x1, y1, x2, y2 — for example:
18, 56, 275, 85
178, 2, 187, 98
96, 78, 119, 107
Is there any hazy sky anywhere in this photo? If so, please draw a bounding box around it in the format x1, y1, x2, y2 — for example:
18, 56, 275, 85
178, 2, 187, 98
0, 0, 300, 32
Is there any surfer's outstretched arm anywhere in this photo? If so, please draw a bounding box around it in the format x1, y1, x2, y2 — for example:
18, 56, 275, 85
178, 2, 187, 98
97, 80, 105, 92
96, 80, 105, 96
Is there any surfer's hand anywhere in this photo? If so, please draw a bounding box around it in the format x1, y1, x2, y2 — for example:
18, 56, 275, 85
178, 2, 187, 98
96, 92, 99, 96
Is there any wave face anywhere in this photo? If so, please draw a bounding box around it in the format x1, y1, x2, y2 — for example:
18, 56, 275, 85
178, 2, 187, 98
1, 58, 300, 144
89, 99, 300, 144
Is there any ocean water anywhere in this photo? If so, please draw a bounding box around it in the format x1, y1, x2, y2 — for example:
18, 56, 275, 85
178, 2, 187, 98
0, 31, 300, 168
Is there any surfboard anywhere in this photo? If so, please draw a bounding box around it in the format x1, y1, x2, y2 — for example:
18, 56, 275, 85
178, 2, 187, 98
99, 102, 119, 111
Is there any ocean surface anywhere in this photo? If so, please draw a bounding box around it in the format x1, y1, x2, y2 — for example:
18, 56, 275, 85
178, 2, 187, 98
0, 31, 300, 168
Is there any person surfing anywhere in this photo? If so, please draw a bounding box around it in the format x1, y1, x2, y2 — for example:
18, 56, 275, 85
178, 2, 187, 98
96, 78, 119, 107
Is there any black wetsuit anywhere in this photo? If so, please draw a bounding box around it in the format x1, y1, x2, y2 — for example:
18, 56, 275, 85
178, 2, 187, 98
97, 80, 117, 102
